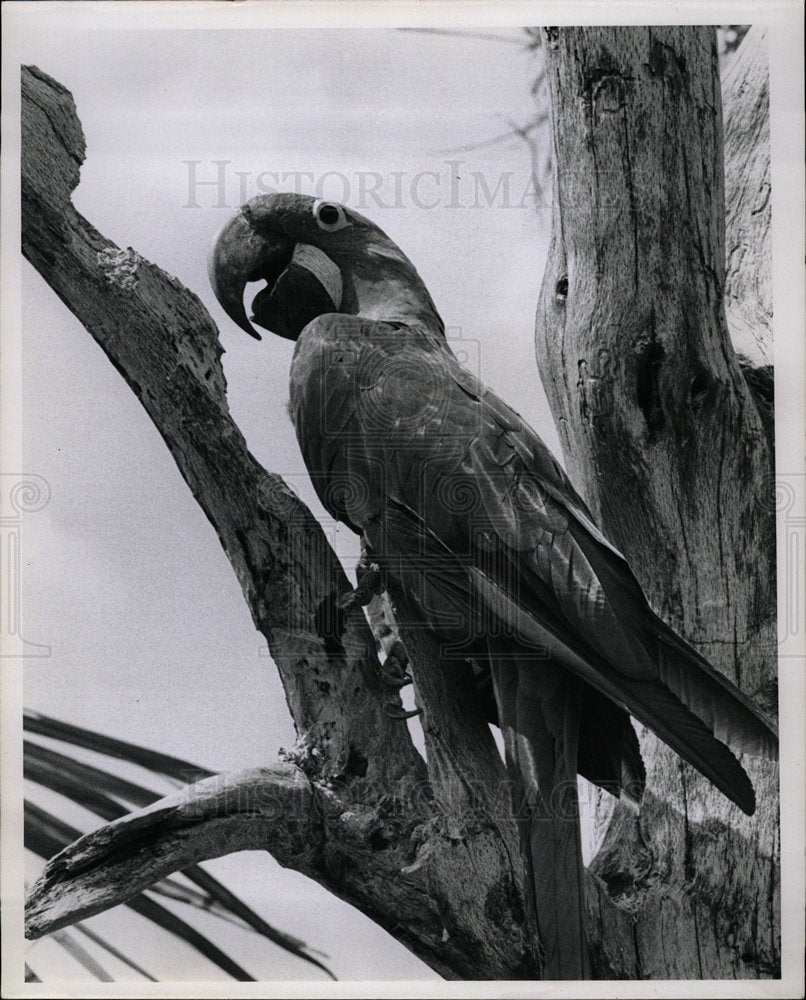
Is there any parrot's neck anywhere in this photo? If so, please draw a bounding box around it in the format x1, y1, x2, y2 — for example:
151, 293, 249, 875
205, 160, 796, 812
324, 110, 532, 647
348, 250, 443, 332
352, 279, 441, 330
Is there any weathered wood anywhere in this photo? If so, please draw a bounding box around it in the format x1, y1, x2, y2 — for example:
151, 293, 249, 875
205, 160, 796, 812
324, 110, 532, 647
723, 28, 772, 369
21, 64, 537, 980
535, 27, 778, 978
722, 27, 773, 440
25, 767, 321, 938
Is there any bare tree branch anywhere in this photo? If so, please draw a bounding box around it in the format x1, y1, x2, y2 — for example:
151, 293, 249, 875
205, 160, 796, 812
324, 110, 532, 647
397, 28, 525, 46
25, 767, 319, 940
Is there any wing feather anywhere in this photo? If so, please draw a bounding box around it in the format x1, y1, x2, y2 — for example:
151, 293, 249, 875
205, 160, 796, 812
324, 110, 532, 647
290, 314, 776, 814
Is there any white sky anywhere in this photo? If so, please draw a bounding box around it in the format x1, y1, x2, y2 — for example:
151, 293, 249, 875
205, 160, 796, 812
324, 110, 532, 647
13, 19, 559, 984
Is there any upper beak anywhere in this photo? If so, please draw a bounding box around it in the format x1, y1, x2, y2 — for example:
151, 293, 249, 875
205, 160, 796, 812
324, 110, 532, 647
207, 208, 295, 340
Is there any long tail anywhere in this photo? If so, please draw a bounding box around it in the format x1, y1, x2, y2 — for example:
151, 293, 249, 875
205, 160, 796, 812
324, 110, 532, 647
472, 563, 769, 815
489, 642, 590, 980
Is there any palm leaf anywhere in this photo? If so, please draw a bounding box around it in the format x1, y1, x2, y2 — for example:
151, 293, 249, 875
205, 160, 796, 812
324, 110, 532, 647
126, 895, 256, 982
24, 739, 160, 808
73, 923, 158, 981
24, 709, 335, 981
24, 710, 213, 782
50, 929, 114, 981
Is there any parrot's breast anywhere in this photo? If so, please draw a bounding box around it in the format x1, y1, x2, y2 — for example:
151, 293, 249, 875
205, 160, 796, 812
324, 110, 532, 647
289, 315, 472, 544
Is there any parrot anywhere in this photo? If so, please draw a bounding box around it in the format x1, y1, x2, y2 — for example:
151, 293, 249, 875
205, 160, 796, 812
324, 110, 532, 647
208, 192, 778, 980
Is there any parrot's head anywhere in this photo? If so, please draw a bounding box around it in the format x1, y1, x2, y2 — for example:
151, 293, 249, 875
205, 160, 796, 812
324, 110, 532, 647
208, 192, 443, 341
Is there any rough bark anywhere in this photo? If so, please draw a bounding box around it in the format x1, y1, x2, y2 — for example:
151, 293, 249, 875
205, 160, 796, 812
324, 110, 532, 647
535, 26, 778, 978
21, 63, 536, 980
722, 28, 772, 364
722, 27, 773, 442
25, 767, 321, 938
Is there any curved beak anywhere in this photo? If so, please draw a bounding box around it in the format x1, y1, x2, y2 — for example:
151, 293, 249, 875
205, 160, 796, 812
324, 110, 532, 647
207, 209, 295, 340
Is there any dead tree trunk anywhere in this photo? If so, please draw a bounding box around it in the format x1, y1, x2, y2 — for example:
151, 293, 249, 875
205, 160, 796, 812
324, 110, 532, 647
535, 26, 778, 978
22, 23, 778, 981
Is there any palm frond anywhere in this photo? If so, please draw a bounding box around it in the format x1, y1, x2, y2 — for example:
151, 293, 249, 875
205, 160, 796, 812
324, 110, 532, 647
24, 710, 213, 782
125, 894, 256, 982
24, 709, 335, 981
50, 929, 114, 981
24, 739, 160, 808
73, 923, 158, 981
24, 964, 41, 982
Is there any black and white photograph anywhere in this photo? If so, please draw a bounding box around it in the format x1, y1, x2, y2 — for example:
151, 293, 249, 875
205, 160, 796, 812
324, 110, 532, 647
1, 1, 804, 995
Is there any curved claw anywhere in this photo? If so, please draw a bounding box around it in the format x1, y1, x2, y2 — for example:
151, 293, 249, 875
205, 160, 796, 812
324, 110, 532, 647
383, 704, 422, 721
384, 672, 413, 689
337, 563, 384, 612
337, 591, 359, 613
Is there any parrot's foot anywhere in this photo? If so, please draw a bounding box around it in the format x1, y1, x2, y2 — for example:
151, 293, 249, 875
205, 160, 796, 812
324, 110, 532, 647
381, 643, 412, 688
383, 704, 422, 720
338, 562, 383, 612
384, 671, 413, 689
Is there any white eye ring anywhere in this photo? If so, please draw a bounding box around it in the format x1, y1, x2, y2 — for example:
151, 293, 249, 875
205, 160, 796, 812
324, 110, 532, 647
313, 200, 351, 232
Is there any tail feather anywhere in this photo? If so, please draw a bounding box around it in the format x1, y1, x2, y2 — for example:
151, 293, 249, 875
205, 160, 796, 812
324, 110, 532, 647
490, 646, 590, 980
627, 676, 757, 814
577, 689, 645, 806
652, 617, 778, 758
473, 565, 760, 815
568, 521, 778, 759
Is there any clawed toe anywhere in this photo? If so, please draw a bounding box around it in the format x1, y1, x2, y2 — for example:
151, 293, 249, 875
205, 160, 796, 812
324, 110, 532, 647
339, 562, 383, 611
383, 704, 422, 720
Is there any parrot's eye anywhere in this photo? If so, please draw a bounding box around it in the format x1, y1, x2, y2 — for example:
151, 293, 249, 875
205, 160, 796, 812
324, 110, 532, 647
313, 200, 351, 232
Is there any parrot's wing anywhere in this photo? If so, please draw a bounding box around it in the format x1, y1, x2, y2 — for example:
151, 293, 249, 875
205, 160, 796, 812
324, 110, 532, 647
449, 366, 777, 756
290, 315, 776, 815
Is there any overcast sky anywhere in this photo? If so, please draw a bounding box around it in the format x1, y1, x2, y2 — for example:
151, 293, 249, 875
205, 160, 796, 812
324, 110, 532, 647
11, 15, 565, 983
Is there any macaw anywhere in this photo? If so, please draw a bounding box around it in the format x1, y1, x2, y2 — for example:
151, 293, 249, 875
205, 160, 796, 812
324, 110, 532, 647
209, 193, 778, 980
